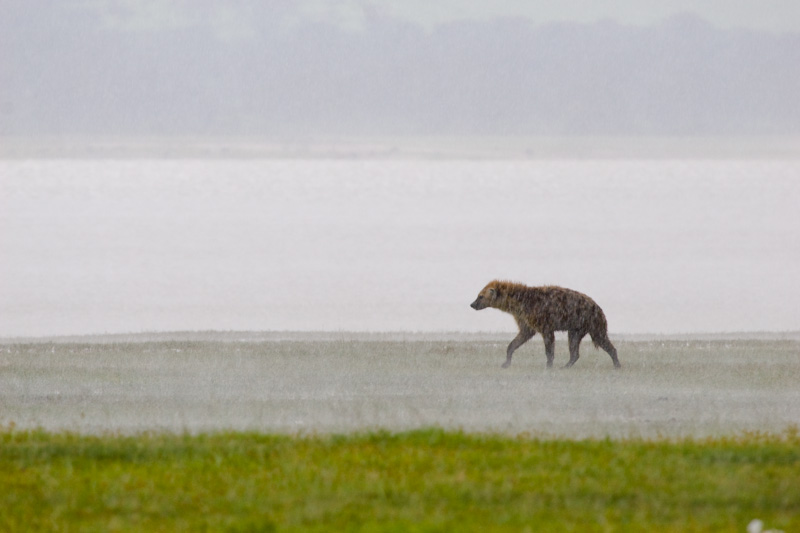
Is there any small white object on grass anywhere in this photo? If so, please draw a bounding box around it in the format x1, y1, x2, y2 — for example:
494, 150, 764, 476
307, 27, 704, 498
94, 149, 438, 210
747, 518, 784, 533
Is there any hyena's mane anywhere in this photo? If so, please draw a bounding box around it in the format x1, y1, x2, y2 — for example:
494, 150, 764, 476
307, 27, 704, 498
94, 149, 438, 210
490, 280, 537, 312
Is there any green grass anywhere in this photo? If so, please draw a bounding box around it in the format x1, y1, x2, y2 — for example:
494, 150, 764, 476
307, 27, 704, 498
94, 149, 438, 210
1, 428, 798, 532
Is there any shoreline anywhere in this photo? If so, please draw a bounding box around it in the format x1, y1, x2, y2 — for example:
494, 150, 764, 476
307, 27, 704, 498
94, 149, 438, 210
3, 136, 800, 160
3, 330, 800, 344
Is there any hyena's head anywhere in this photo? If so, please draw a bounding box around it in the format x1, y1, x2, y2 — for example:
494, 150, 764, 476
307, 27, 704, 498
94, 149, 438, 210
470, 281, 503, 310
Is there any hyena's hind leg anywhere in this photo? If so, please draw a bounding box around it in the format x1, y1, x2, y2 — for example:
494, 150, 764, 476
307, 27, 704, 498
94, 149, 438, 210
542, 330, 556, 368
591, 331, 622, 369
564, 329, 584, 368
503, 327, 535, 368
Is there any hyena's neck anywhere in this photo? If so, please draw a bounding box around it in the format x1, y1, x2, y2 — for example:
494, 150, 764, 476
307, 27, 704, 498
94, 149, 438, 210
495, 282, 535, 315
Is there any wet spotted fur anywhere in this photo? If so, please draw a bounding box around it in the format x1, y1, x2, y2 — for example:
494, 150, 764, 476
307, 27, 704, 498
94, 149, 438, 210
471, 280, 621, 369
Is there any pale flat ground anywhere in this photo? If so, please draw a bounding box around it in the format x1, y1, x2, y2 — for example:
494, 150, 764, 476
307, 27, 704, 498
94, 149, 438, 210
1, 333, 798, 438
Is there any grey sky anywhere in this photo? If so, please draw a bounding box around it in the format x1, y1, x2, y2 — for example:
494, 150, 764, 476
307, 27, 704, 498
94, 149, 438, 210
305, 0, 799, 32
77, 0, 800, 33
4, 0, 799, 137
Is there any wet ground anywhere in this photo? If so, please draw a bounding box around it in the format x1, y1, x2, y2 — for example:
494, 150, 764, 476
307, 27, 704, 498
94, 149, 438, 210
2, 334, 798, 438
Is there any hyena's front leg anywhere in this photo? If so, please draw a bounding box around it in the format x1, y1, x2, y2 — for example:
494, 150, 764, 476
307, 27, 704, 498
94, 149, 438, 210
542, 330, 556, 368
504, 328, 535, 368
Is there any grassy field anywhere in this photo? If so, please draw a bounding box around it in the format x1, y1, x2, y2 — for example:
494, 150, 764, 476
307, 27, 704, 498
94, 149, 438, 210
1, 427, 798, 532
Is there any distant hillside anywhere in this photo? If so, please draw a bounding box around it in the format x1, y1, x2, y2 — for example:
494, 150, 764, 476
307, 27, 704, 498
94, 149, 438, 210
2, 3, 799, 136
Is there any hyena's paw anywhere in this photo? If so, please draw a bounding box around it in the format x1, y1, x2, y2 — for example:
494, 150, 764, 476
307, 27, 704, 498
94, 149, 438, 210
501, 361, 511, 368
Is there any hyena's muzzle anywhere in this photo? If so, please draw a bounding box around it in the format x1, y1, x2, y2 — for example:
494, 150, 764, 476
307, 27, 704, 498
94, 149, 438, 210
470, 297, 487, 310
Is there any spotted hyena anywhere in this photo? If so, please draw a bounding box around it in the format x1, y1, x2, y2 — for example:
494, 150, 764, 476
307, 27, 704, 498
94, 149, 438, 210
471, 280, 621, 369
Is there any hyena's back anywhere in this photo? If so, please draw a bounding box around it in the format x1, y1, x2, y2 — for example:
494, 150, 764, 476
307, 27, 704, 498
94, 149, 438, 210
527, 286, 610, 343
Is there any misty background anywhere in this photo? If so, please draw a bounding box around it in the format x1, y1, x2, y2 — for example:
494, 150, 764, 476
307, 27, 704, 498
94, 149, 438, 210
2, 1, 800, 338
2, 1, 800, 138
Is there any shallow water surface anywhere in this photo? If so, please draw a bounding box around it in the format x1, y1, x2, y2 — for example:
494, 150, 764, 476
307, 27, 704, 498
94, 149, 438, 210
2, 159, 799, 336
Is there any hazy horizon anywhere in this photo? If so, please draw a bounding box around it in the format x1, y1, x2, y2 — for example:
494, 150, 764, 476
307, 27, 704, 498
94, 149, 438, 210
3, 1, 799, 138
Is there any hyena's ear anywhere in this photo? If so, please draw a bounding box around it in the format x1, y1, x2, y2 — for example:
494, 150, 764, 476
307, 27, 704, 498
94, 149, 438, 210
487, 288, 496, 298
